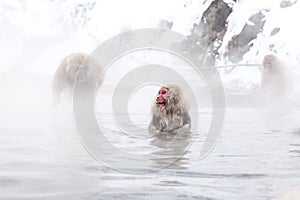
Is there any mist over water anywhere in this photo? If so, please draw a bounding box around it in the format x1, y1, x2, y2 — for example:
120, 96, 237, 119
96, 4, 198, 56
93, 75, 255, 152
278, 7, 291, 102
1, 48, 300, 199
1, 1, 300, 199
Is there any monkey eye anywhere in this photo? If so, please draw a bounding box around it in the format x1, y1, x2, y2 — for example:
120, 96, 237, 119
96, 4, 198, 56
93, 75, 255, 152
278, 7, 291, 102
158, 89, 167, 95
264, 62, 271, 66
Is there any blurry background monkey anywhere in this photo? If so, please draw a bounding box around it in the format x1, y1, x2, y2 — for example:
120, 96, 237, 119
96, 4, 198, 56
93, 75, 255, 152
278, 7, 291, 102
257, 54, 294, 99
52, 52, 104, 106
148, 84, 191, 135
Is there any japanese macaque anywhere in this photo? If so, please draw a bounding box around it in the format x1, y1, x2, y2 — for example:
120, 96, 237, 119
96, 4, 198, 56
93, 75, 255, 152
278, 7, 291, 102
148, 84, 191, 135
257, 54, 294, 99
52, 52, 104, 106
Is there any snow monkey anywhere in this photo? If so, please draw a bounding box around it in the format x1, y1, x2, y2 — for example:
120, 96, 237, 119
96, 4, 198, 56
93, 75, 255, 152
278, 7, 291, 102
257, 54, 294, 98
148, 84, 191, 134
52, 52, 104, 106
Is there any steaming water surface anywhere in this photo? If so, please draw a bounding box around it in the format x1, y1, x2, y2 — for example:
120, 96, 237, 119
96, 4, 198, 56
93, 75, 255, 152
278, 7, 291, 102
1, 98, 300, 199
1, 59, 300, 199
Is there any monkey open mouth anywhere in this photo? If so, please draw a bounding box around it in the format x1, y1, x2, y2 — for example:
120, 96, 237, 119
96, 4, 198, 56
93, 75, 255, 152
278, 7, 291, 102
156, 101, 167, 112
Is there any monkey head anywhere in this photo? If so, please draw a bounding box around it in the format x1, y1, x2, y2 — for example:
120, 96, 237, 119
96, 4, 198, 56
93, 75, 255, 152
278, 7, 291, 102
155, 84, 183, 113
65, 54, 90, 83
156, 87, 169, 112
262, 54, 277, 74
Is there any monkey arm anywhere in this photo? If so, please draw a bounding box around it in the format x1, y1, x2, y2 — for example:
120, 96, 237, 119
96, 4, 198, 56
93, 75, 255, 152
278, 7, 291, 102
170, 124, 191, 135
148, 116, 161, 135
148, 123, 160, 135
168, 111, 191, 134
52, 66, 68, 106
183, 111, 191, 126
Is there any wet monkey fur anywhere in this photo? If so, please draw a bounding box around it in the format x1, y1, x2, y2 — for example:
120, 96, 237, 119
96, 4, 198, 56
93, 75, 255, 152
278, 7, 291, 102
257, 54, 294, 98
52, 52, 104, 106
148, 84, 191, 134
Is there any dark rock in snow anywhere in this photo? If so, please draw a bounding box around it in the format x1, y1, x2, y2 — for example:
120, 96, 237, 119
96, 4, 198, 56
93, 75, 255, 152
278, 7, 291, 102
280, 0, 298, 8
270, 27, 280, 36
227, 12, 266, 63
191, 0, 232, 61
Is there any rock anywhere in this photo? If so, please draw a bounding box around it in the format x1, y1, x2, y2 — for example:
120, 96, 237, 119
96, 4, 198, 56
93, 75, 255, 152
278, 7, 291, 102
280, 0, 298, 8
270, 27, 280, 36
157, 19, 173, 30
227, 12, 266, 63
191, 0, 232, 60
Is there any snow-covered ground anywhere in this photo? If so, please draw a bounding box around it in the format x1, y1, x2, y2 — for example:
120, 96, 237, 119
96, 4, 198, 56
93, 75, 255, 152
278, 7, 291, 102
2, 0, 300, 87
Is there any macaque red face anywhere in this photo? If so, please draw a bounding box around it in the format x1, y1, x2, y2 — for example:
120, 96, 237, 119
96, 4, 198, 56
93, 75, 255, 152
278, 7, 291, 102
156, 87, 169, 112
149, 84, 191, 134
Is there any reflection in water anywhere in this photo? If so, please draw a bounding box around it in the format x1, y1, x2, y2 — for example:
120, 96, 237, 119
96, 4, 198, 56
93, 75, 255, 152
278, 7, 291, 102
150, 131, 191, 170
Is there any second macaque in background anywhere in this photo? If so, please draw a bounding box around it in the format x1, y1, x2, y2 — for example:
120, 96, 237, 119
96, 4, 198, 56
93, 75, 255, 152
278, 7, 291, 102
256, 54, 295, 100
52, 52, 104, 106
